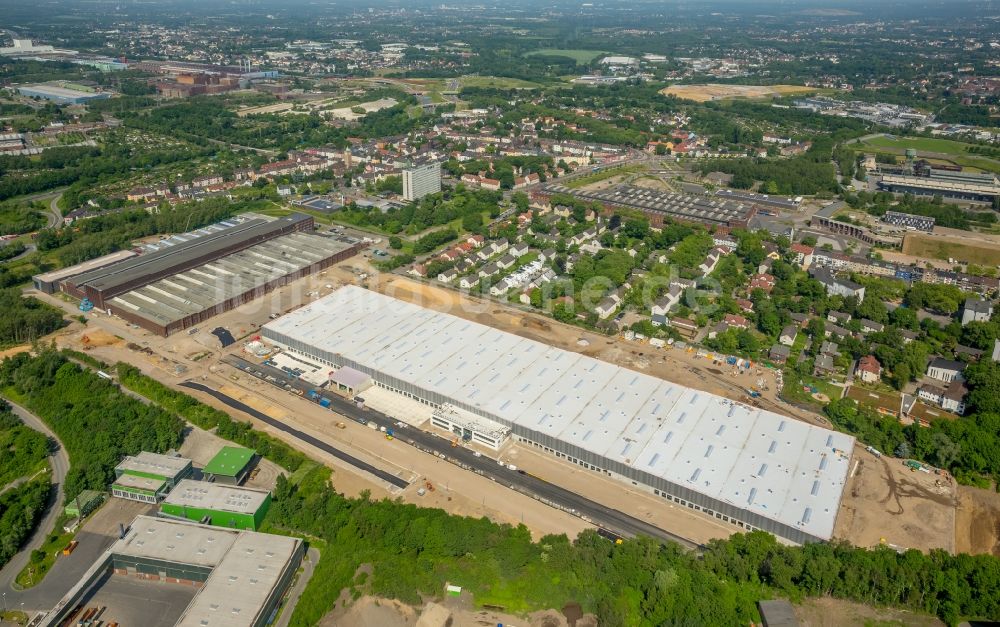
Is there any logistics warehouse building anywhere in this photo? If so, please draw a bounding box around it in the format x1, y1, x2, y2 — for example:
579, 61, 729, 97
263, 286, 854, 544
59, 213, 362, 335
40, 516, 302, 627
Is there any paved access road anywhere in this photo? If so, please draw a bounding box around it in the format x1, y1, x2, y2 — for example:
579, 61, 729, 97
200, 359, 702, 551
0, 402, 70, 603
179, 381, 410, 489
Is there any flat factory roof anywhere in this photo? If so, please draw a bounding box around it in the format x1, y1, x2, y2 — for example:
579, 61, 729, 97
204, 446, 255, 478
264, 286, 854, 540
112, 473, 167, 494
164, 479, 270, 514
69, 214, 310, 296
116, 451, 191, 479
33, 249, 137, 285
112, 516, 301, 627
107, 231, 353, 328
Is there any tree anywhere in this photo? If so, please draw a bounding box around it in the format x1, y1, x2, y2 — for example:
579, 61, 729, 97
388, 236, 403, 249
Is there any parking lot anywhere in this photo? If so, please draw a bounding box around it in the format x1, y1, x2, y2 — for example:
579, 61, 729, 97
76, 573, 197, 627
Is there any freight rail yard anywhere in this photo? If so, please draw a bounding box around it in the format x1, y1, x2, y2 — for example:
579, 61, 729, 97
29, 235, 957, 554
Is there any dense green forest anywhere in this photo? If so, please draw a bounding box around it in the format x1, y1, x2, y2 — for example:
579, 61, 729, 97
0, 290, 65, 347
0, 351, 184, 502
0, 478, 50, 570
697, 140, 840, 195
0, 400, 50, 488
336, 186, 502, 235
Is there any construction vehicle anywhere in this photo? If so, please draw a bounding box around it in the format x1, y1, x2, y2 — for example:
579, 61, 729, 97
425, 480, 434, 492
63, 540, 79, 555
451, 437, 458, 447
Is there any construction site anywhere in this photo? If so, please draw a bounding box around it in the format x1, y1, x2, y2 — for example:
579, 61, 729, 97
24, 236, 968, 553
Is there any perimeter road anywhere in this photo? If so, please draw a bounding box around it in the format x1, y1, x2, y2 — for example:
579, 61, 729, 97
178, 381, 410, 489
202, 358, 702, 550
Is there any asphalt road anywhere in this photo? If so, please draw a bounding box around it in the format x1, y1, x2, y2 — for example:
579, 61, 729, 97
179, 381, 410, 489
216, 356, 702, 550
274, 547, 319, 627
0, 402, 69, 602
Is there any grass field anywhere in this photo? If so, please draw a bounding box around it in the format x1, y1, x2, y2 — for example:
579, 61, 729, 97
459, 76, 543, 89
524, 48, 608, 64
902, 232, 1000, 266
660, 84, 822, 103
851, 135, 1000, 174
565, 164, 647, 189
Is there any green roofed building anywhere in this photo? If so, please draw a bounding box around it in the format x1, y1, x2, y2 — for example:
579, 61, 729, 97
111, 451, 193, 503
160, 479, 271, 531
64, 490, 104, 518
203, 446, 256, 485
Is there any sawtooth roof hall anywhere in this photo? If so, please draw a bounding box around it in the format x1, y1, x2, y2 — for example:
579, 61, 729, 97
263, 286, 854, 544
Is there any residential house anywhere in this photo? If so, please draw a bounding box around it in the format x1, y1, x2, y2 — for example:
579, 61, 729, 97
961, 297, 993, 326
699, 249, 722, 275
918, 381, 968, 415
813, 354, 837, 376
651, 286, 683, 317
789, 243, 814, 269
859, 319, 884, 334
595, 297, 619, 320
953, 345, 983, 361
900, 329, 919, 344
810, 267, 866, 302
490, 278, 514, 296
459, 275, 479, 289
749, 273, 776, 293
855, 355, 882, 383
820, 341, 840, 357
669, 317, 699, 336
478, 263, 500, 278
437, 269, 458, 283
736, 298, 755, 313
927, 357, 966, 383
539, 248, 557, 263
723, 314, 749, 329
827, 311, 851, 325
826, 324, 852, 340
789, 312, 809, 327
769, 344, 791, 364
509, 242, 529, 257
779, 325, 798, 346
496, 254, 517, 270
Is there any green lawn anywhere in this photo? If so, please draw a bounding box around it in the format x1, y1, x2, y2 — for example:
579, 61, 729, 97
856, 135, 978, 156
459, 76, 543, 90
524, 49, 608, 64
16, 515, 78, 588
565, 164, 647, 189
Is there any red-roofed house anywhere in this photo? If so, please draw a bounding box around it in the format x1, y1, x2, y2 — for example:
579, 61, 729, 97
790, 243, 815, 269
855, 355, 882, 383
749, 273, 776, 293
723, 314, 749, 329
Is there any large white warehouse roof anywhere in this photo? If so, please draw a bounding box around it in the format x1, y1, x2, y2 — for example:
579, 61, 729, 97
263, 285, 853, 541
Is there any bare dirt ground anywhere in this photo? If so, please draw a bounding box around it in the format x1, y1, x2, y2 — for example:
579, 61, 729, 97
660, 83, 819, 102
320, 595, 593, 627
631, 176, 674, 192
795, 596, 943, 627
177, 424, 282, 491
956, 484, 1000, 556
834, 448, 956, 553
